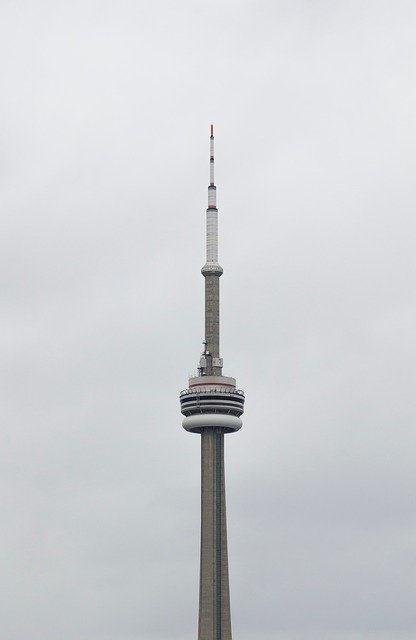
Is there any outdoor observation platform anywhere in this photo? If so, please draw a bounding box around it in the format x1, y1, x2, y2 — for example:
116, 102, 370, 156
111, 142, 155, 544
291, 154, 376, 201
180, 376, 245, 433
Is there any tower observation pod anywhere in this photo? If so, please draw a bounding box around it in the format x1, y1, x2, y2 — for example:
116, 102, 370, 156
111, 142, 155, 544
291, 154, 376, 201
179, 126, 245, 640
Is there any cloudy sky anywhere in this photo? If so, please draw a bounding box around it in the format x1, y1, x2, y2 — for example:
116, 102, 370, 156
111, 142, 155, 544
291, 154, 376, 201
1, 1, 415, 639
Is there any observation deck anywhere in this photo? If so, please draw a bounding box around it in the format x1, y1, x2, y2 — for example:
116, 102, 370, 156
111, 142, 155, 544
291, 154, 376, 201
180, 375, 245, 433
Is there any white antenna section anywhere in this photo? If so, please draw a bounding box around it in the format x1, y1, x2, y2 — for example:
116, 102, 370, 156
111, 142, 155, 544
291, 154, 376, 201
206, 209, 218, 262
208, 186, 216, 208
202, 124, 223, 276
207, 124, 218, 262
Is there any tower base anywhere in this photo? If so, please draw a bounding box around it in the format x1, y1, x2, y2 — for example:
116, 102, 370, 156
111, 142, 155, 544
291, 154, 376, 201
199, 428, 232, 640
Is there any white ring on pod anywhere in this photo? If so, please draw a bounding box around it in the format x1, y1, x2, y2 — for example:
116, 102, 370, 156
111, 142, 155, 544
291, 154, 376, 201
182, 414, 242, 433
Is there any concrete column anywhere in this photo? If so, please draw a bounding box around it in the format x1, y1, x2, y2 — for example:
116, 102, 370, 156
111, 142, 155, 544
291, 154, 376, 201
198, 428, 232, 640
204, 275, 222, 375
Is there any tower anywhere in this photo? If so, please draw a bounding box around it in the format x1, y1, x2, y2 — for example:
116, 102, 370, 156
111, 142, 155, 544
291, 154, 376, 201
179, 126, 245, 640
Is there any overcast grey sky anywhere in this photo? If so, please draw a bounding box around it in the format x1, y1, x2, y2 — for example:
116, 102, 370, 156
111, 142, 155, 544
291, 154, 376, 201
1, 1, 415, 639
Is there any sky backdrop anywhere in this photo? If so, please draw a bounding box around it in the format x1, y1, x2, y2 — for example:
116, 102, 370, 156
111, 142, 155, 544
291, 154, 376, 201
1, 1, 415, 639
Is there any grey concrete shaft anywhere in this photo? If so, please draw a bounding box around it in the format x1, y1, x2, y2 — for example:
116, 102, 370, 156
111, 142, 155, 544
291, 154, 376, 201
199, 429, 232, 640
204, 274, 222, 376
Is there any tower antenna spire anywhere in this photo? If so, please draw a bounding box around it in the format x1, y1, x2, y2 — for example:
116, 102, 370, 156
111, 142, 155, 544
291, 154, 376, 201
210, 124, 215, 187
203, 123, 222, 374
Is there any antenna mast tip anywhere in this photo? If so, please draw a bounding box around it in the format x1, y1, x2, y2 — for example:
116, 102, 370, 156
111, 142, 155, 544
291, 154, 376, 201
210, 124, 214, 137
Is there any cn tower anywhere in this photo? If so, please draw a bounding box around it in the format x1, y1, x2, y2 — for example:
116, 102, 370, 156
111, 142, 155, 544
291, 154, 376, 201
180, 126, 245, 640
